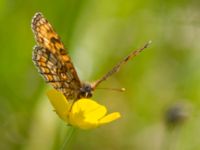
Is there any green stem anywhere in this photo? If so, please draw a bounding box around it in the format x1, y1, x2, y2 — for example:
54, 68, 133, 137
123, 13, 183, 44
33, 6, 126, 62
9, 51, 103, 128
60, 126, 76, 150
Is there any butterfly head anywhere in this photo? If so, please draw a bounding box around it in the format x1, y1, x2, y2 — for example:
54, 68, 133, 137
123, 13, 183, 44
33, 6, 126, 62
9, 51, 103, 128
79, 83, 94, 98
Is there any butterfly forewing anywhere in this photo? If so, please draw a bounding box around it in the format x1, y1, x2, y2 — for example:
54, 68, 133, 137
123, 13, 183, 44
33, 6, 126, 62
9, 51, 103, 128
32, 12, 81, 100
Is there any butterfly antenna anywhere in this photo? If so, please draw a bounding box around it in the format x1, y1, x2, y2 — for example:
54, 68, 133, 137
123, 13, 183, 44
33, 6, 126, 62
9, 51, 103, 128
91, 40, 152, 89
96, 87, 126, 92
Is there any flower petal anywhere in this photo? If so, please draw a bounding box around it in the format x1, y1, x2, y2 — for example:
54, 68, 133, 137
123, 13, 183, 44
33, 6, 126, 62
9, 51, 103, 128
69, 99, 107, 129
73, 99, 107, 119
47, 89, 72, 122
99, 112, 121, 125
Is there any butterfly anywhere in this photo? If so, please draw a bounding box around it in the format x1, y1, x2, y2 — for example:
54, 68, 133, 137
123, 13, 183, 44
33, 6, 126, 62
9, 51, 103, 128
31, 12, 151, 101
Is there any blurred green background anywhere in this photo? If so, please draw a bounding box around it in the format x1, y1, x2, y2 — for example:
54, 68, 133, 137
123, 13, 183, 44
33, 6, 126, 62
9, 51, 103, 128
0, 0, 200, 149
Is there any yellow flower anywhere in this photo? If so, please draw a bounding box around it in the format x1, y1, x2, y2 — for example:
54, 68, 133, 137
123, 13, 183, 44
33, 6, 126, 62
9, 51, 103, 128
47, 89, 121, 129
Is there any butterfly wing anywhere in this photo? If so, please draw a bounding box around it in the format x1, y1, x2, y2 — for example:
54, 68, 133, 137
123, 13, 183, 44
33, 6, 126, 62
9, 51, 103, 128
32, 12, 81, 100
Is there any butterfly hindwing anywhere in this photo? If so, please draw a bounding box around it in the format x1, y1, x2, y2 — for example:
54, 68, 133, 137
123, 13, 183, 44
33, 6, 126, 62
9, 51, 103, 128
32, 13, 81, 100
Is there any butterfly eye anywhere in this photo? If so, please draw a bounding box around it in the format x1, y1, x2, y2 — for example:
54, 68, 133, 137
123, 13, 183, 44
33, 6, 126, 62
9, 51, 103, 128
80, 83, 93, 98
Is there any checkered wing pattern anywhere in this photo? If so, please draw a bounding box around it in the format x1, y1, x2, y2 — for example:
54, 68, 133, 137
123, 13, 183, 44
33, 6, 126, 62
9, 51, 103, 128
32, 12, 81, 100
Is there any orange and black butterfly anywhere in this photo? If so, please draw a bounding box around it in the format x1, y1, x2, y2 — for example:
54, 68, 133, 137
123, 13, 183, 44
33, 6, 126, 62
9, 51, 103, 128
31, 12, 151, 101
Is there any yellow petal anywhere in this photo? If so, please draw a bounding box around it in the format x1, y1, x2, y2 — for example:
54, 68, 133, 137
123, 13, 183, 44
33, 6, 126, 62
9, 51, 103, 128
47, 89, 71, 122
72, 99, 107, 120
69, 99, 107, 129
99, 112, 121, 125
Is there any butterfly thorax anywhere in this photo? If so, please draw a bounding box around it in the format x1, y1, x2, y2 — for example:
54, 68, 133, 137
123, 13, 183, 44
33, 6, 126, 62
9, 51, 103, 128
79, 83, 93, 98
